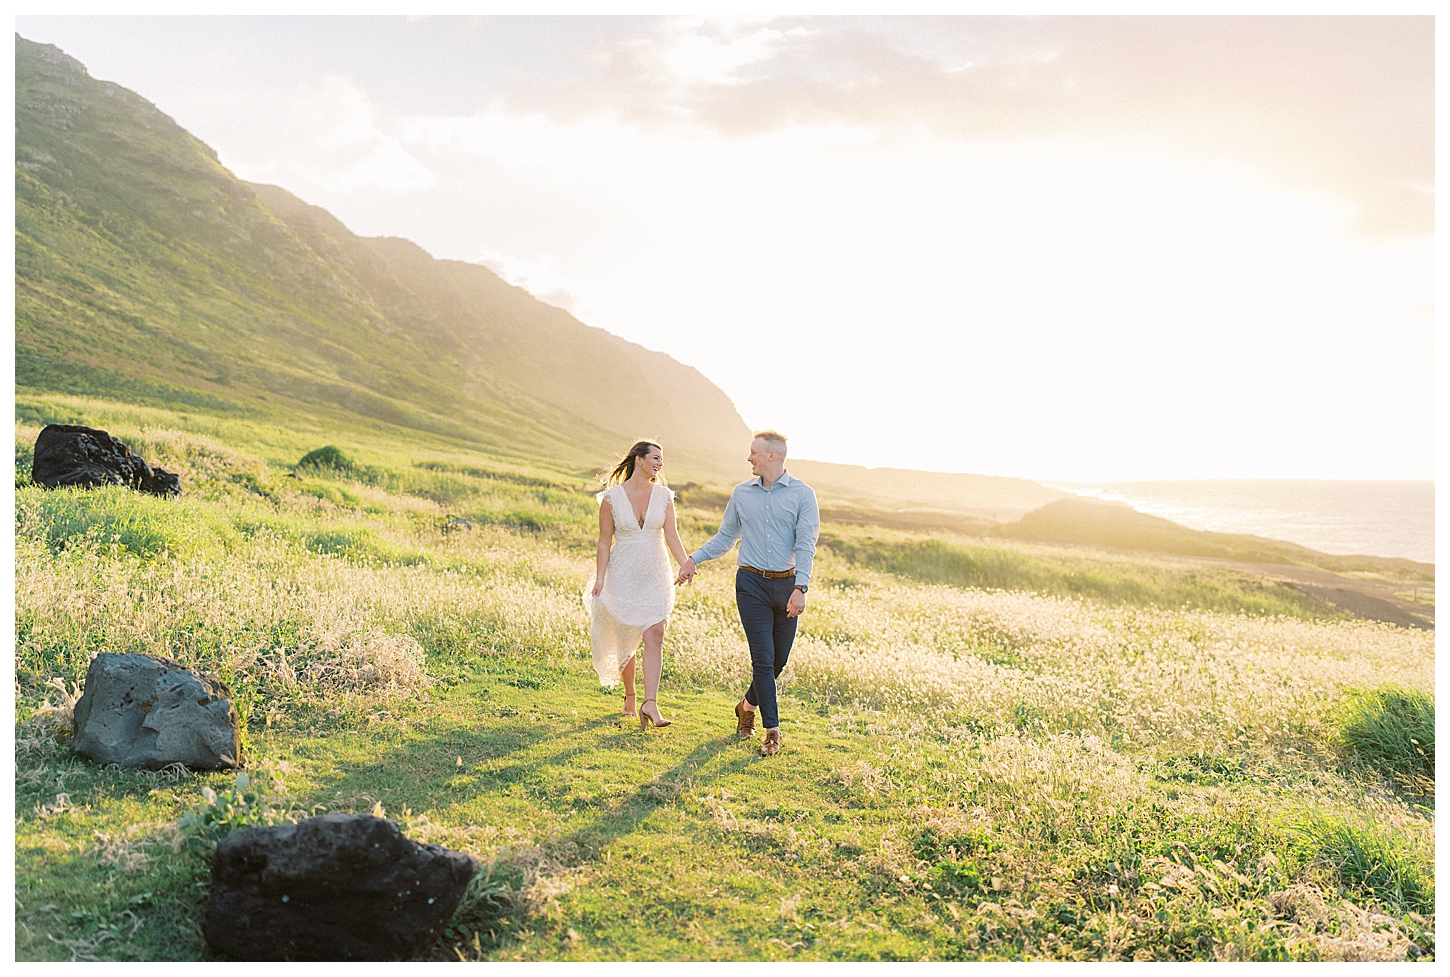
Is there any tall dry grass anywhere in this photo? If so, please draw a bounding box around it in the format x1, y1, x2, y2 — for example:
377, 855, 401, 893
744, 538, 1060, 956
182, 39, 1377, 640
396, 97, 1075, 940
667, 562, 1432, 757
12, 422, 1435, 961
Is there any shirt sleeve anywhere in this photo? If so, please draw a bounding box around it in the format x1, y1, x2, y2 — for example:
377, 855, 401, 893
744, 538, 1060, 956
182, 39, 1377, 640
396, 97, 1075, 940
691, 488, 743, 564
793, 487, 820, 587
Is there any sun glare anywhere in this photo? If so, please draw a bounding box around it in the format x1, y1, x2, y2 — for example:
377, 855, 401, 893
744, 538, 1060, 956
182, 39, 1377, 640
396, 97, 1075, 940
384, 109, 1429, 480
12, 14, 1433, 481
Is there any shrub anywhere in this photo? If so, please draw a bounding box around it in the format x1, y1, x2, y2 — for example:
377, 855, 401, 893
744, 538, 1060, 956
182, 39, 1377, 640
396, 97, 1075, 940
1295, 813, 1434, 916
1339, 685, 1434, 783
274, 628, 433, 695
298, 445, 352, 471
174, 770, 302, 856
927, 859, 985, 896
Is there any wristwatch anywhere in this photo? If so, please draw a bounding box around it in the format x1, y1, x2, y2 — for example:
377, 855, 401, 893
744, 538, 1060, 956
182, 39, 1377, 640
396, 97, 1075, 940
794, 585, 808, 594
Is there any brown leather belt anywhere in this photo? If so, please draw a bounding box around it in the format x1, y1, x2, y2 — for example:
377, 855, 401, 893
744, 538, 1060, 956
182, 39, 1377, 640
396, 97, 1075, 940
740, 565, 795, 579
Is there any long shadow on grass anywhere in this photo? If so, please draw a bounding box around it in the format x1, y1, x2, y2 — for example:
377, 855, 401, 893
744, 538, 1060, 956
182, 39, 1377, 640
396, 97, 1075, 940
294, 707, 753, 867
555, 735, 749, 864
291, 712, 615, 813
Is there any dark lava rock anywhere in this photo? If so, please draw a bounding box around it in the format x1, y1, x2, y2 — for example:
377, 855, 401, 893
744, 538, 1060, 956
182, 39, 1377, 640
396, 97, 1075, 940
31, 423, 181, 496
203, 814, 478, 961
72, 653, 240, 770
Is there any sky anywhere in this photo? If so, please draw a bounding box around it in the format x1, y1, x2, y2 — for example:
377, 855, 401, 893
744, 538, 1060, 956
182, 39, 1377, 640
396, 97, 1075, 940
14, 15, 1435, 482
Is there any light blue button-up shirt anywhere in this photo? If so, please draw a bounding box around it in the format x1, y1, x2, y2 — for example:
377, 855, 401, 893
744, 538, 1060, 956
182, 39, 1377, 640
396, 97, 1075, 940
690, 470, 820, 587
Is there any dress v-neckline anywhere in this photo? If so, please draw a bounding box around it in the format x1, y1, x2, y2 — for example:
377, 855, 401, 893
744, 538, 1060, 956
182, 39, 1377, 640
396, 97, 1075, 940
621, 483, 652, 529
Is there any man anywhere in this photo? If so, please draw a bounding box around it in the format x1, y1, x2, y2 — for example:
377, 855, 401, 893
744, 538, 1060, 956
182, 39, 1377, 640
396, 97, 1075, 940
676, 431, 819, 757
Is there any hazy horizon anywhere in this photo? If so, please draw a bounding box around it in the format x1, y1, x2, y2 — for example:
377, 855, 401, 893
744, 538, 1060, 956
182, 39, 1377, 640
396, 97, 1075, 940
15, 15, 1434, 483
1051, 477, 1434, 564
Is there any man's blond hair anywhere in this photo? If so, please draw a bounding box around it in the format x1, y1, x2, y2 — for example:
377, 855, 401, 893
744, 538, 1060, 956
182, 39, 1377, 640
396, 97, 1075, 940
753, 430, 788, 457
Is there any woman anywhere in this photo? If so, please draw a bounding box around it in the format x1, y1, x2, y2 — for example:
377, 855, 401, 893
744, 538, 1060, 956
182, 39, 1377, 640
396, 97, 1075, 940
583, 440, 691, 728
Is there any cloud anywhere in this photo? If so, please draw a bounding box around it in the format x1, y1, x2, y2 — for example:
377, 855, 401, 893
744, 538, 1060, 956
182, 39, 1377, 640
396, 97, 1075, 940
490, 16, 1432, 237
324, 140, 437, 193
476, 249, 579, 312
652, 17, 790, 87
289, 73, 437, 193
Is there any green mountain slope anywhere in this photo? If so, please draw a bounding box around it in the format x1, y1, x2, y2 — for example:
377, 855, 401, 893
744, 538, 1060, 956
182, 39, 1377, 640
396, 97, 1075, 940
248, 184, 751, 463
14, 34, 749, 475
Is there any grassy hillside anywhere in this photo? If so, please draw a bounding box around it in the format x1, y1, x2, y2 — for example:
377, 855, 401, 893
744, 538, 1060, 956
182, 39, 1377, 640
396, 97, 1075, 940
248, 185, 751, 464
14, 33, 1085, 513
18, 32, 1108, 520
993, 498, 1433, 579
13, 34, 1435, 963
14, 34, 749, 480
13, 403, 1437, 962
819, 530, 1338, 619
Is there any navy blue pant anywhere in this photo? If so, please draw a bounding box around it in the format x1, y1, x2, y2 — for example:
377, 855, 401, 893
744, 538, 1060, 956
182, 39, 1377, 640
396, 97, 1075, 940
737, 569, 799, 730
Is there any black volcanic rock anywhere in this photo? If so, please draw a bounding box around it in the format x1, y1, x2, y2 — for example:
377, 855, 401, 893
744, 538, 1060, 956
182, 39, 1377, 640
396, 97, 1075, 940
72, 653, 240, 770
203, 814, 477, 961
31, 424, 180, 496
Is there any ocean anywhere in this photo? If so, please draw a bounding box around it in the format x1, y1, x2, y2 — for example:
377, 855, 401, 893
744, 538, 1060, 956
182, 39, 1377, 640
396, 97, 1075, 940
1052, 480, 1434, 565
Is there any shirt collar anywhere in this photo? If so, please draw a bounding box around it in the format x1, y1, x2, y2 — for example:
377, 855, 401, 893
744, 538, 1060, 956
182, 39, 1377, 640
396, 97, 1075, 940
752, 470, 793, 489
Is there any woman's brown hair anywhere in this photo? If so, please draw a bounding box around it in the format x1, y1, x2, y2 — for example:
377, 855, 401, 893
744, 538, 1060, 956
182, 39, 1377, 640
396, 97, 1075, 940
604, 440, 665, 487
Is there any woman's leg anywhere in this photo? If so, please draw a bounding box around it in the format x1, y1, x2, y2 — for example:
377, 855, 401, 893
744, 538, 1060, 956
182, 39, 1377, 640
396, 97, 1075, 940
621, 654, 637, 714
640, 621, 666, 721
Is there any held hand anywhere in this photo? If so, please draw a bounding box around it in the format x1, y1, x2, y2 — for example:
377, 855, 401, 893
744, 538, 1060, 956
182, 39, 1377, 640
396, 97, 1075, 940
786, 587, 806, 618
675, 557, 697, 586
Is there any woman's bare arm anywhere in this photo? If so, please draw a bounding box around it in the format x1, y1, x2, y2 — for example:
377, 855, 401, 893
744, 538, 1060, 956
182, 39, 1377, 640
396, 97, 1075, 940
592, 495, 614, 597
663, 498, 690, 567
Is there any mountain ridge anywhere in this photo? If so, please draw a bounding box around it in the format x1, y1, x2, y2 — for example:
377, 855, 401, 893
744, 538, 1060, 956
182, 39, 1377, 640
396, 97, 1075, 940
14, 33, 750, 478
993, 496, 1432, 574
15, 32, 1129, 520
246, 183, 752, 465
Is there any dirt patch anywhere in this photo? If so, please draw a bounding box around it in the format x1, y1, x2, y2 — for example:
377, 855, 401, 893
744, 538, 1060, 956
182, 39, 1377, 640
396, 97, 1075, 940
1209, 561, 1433, 630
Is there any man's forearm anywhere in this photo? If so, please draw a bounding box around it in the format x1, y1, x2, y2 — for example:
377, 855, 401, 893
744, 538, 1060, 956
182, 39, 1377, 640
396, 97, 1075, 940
793, 496, 820, 587
794, 550, 814, 588
691, 496, 741, 564
691, 529, 738, 565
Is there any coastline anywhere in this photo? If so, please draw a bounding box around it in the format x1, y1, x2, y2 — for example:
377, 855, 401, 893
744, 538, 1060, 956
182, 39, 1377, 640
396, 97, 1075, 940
1051, 479, 1434, 564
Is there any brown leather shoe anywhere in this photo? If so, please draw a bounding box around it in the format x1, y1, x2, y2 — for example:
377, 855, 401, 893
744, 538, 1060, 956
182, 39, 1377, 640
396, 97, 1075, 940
735, 700, 756, 737
760, 728, 782, 756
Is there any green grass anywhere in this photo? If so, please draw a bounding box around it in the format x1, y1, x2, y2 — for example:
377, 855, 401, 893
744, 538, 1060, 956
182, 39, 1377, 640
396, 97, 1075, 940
1338, 685, 1435, 785
1292, 813, 1435, 916
820, 531, 1338, 619
19, 485, 235, 560
13, 404, 1437, 962
18, 663, 1435, 962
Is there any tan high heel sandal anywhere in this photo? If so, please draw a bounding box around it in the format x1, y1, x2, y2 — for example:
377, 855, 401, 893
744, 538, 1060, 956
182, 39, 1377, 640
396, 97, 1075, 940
639, 698, 672, 729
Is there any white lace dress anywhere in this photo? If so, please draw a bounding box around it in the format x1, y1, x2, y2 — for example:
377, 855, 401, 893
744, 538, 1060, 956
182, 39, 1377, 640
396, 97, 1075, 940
583, 483, 676, 685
